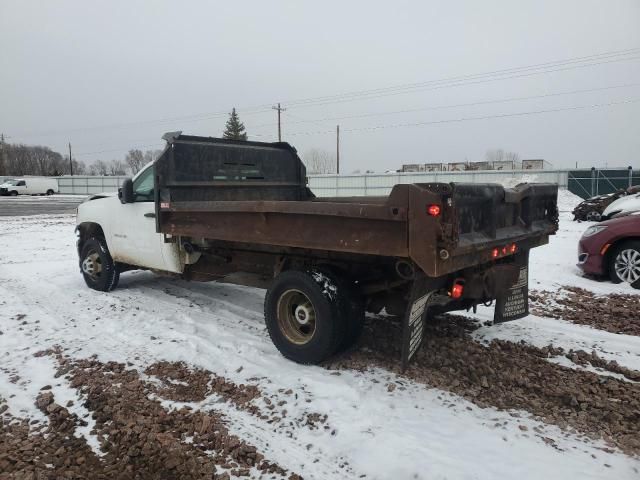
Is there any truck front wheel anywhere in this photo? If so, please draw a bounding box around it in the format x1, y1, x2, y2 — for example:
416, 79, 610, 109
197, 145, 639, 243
264, 270, 347, 364
79, 237, 120, 292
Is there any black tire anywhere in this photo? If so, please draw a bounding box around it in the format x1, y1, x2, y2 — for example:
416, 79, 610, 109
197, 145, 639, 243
46, 189, 54, 195
79, 237, 120, 292
10, 191, 18, 196
608, 240, 640, 285
264, 269, 347, 364
585, 210, 600, 222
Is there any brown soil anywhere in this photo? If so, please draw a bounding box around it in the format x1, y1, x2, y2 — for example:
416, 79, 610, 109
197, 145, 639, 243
530, 286, 640, 336
0, 349, 301, 480
325, 314, 640, 456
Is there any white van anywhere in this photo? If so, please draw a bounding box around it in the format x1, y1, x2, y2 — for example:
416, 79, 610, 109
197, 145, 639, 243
0, 177, 59, 196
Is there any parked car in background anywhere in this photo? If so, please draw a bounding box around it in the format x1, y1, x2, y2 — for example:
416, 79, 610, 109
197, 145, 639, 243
0, 177, 59, 196
602, 191, 640, 220
572, 186, 640, 221
578, 212, 640, 288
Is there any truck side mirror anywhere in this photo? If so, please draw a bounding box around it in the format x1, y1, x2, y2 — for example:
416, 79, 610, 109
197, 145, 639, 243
119, 178, 134, 204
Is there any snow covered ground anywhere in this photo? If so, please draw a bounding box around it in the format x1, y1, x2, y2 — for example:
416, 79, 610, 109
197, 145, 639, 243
1, 190, 639, 479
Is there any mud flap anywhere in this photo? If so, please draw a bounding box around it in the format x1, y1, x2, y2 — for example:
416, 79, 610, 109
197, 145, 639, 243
401, 276, 435, 371
494, 251, 529, 323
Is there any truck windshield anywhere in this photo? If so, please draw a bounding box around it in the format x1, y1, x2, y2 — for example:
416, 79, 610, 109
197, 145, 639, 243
4, 179, 18, 186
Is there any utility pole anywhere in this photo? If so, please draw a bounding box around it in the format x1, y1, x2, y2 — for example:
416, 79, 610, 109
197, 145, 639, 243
272, 103, 286, 142
0, 134, 6, 176
68, 142, 74, 176
336, 125, 340, 174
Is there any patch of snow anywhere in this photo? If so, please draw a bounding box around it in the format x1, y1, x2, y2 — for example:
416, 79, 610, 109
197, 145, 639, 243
1, 210, 640, 478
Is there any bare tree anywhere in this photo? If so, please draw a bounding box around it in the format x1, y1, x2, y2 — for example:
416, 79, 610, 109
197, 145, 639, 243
108, 159, 127, 176
303, 148, 336, 174
143, 149, 162, 166
2, 143, 67, 176
89, 160, 109, 176
485, 149, 505, 163
504, 151, 520, 163
125, 149, 145, 174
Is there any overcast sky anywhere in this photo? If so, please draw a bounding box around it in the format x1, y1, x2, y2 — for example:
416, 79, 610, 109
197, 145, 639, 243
1, 0, 639, 172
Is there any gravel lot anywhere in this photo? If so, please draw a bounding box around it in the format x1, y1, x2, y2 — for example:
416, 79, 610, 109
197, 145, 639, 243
1, 191, 639, 479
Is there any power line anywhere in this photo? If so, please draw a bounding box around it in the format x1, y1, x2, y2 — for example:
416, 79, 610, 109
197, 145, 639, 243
281, 48, 640, 108
284, 55, 640, 110
8, 47, 640, 141
249, 97, 640, 138
249, 82, 640, 130
70, 96, 640, 156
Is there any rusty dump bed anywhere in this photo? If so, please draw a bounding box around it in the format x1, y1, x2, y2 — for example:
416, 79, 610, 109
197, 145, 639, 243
155, 135, 559, 277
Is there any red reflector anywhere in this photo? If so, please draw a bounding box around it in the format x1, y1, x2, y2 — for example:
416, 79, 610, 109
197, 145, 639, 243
451, 283, 464, 299
502, 246, 508, 255
491, 248, 499, 258
510, 243, 517, 254
427, 204, 441, 216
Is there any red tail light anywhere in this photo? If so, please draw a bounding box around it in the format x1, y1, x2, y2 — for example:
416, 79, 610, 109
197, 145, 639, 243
451, 282, 464, 299
427, 204, 441, 217
492, 243, 518, 260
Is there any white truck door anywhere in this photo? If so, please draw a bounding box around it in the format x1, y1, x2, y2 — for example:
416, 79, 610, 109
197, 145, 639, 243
110, 166, 182, 273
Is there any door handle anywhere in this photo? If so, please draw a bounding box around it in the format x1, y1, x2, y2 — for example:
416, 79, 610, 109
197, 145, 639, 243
144, 212, 156, 218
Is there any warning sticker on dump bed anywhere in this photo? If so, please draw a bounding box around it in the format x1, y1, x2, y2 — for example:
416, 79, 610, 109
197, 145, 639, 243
494, 251, 529, 323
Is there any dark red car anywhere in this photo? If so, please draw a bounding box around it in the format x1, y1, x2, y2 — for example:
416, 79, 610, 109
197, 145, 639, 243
578, 213, 640, 288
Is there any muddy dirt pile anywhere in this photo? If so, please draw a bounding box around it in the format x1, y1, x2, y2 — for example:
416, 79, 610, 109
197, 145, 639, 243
0, 350, 301, 479
530, 287, 640, 336
327, 315, 640, 456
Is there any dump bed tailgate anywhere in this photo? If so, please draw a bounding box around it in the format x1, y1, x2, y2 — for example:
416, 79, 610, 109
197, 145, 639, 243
408, 183, 558, 277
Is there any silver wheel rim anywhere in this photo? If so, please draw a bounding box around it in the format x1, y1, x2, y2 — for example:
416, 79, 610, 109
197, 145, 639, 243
614, 249, 640, 283
276, 289, 317, 345
82, 251, 103, 280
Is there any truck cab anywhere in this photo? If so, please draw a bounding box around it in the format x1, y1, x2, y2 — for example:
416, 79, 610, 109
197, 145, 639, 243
76, 161, 183, 277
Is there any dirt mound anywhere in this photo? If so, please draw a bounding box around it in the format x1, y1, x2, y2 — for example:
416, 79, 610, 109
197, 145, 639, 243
530, 286, 640, 336
0, 351, 300, 479
326, 314, 640, 456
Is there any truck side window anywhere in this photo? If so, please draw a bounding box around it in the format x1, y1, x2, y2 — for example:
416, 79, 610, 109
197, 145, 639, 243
17, 181, 26, 186
133, 167, 154, 202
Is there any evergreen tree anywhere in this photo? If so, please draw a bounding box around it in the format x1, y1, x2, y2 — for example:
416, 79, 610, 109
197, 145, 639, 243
222, 108, 247, 140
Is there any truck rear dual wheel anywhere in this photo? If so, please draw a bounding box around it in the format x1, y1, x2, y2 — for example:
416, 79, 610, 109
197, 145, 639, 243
80, 237, 120, 292
264, 269, 364, 364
